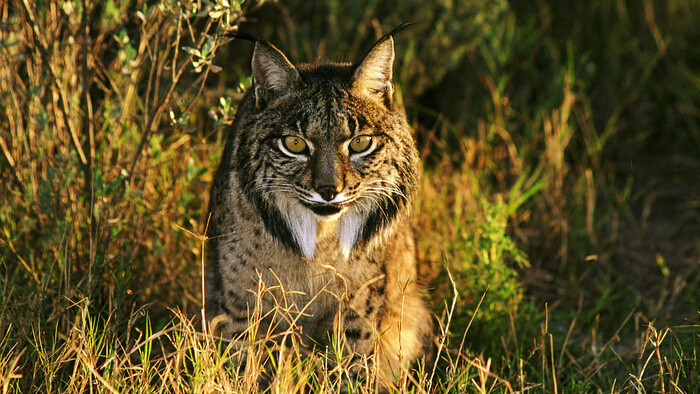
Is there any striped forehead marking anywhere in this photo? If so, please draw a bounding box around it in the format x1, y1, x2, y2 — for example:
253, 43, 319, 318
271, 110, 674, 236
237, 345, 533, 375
297, 97, 354, 141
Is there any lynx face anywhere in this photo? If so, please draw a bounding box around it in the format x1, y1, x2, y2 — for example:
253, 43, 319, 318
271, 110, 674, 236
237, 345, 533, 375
258, 101, 392, 218
234, 40, 419, 259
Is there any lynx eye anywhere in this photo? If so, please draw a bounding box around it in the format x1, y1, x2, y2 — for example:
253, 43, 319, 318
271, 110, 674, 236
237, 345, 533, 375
349, 135, 372, 153
282, 136, 308, 154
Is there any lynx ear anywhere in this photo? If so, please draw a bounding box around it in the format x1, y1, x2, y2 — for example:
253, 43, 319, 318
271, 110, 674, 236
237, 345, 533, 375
252, 42, 299, 108
352, 37, 395, 103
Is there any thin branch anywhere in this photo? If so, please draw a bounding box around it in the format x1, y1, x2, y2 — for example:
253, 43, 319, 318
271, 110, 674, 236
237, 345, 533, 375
126, 0, 255, 183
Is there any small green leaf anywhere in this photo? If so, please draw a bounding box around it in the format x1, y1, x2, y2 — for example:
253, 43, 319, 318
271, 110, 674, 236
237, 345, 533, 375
182, 46, 200, 57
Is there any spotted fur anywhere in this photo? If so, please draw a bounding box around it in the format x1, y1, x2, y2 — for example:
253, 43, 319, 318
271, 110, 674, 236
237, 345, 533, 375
205, 32, 432, 384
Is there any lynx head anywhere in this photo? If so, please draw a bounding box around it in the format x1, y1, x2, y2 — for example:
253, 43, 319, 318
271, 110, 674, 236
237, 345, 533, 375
232, 33, 420, 259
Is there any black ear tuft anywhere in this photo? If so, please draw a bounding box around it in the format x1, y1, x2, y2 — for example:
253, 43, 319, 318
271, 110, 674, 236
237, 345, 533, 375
222, 31, 262, 43
385, 21, 417, 39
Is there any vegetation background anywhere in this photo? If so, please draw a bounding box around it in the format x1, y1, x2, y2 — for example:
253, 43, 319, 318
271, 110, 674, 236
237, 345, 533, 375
1, 0, 698, 392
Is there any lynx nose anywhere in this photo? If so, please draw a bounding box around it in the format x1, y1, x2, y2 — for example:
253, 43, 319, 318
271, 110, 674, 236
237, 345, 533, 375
316, 185, 340, 202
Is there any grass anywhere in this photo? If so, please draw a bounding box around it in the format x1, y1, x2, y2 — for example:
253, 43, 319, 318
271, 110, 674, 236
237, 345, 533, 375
1, 0, 699, 392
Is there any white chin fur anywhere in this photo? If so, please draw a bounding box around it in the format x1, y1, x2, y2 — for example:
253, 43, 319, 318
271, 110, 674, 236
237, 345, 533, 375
277, 196, 367, 260
278, 198, 317, 259
338, 210, 364, 259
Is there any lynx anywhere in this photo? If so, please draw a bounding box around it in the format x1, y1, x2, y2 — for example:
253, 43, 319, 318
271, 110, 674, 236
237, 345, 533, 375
205, 28, 432, 384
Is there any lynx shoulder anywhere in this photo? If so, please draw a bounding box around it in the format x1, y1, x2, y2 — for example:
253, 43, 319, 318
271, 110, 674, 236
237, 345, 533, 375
205, 31, 432, 382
